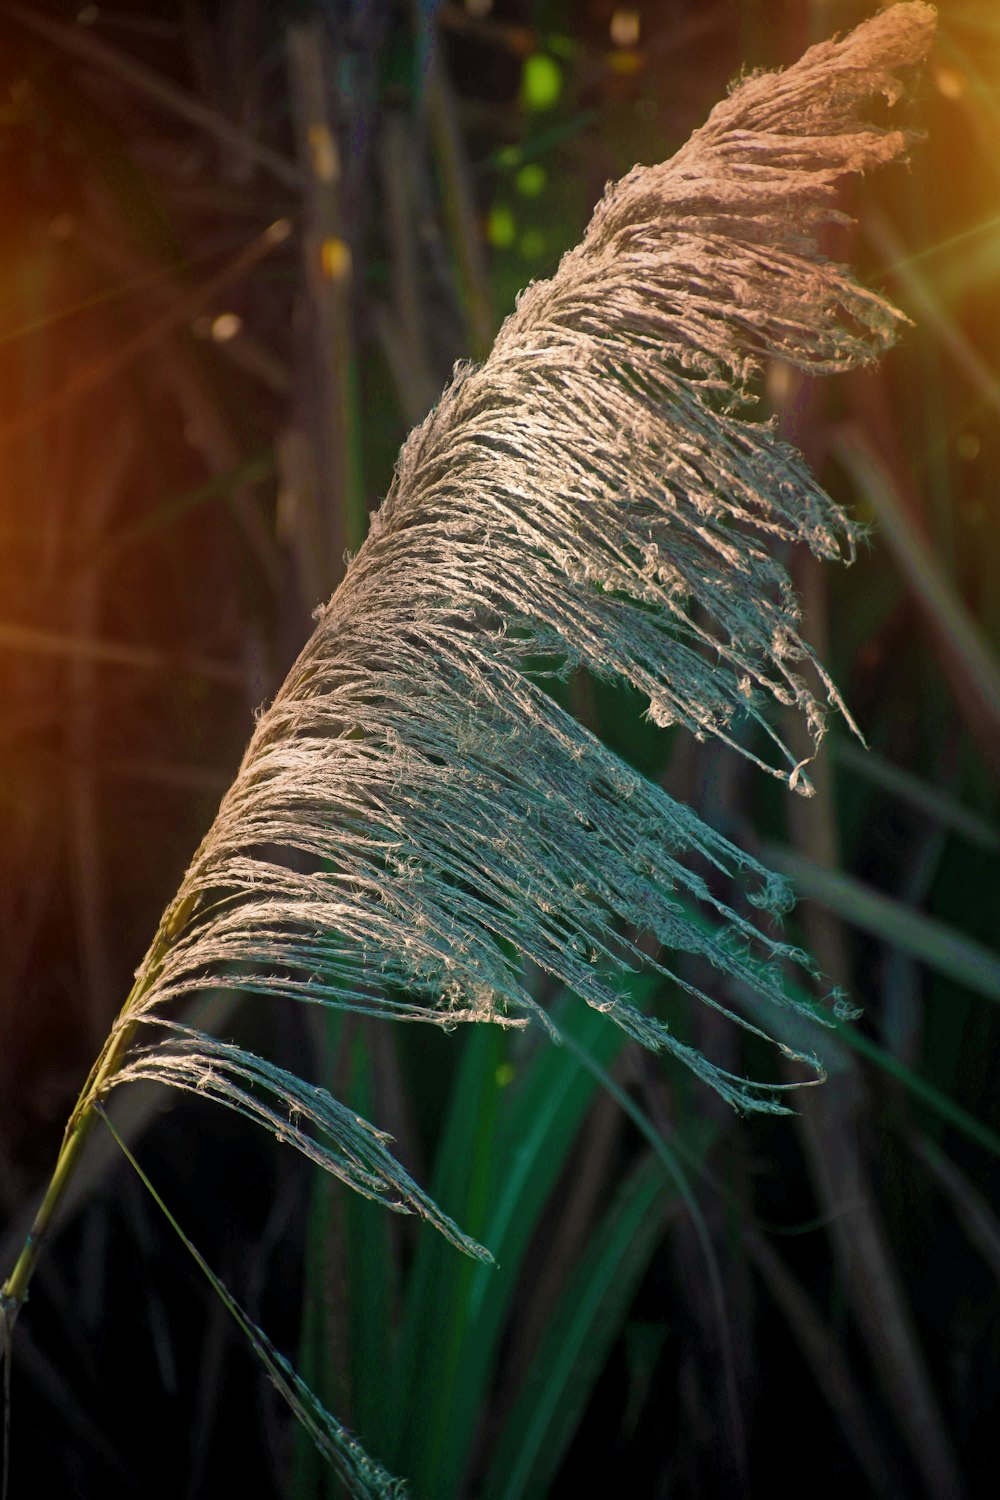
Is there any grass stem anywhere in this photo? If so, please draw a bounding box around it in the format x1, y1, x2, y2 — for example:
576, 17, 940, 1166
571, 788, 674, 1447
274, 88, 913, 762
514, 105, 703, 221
0, 898, 192, 1336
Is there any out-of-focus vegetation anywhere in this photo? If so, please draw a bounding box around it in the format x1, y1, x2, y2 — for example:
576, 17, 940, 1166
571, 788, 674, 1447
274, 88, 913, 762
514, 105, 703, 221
0, 2, 997, 1496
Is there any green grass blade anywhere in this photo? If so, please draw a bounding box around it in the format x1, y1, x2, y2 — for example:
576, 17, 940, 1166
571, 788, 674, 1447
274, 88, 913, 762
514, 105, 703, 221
345, 1032, 397, 1452
482, 1152, 669, 1500
418, 990, 639, 1496
718, 921, 1000, 1157
96, 1105, 404, 1500
388, 1023, 506, 1475
761, 843, 1000, 1005
832, 739, 1000, 854
831, 1022, 1000, 1157
834, 428, 1000, 749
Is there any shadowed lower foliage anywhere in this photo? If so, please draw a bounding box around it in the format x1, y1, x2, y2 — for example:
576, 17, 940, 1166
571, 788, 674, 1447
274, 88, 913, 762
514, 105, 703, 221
2, 5, 936, 1496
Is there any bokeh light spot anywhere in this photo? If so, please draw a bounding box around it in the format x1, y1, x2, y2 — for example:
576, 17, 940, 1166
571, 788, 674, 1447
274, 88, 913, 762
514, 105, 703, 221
515, 162, 547, 198
519, 229, 546, 260
211, 313, 243, 343
487, 204, 517, 248
934, 63, 966, 100
320, 237, 352, 280
610, 9, 641, 49
521, 53, 563, 111
609, 50, 643, 76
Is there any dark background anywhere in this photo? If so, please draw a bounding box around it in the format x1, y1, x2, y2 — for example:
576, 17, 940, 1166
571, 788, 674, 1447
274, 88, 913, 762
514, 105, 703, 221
1, 2, 998, 1496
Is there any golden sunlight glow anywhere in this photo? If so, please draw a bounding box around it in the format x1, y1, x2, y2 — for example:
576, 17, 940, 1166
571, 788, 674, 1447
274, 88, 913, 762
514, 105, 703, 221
320, 237, 352, 281
933, 62, 966, 99
610, 9, 641, 49
210, 312, 242, 342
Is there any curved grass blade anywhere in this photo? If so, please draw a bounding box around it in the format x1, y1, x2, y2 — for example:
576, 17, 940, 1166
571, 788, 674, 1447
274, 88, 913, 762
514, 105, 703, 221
832, 740, 1000, 854
114, 1022, 490, 1260
295, 1022, 401, 1500
396, 989, 635, 1496
481, 1152, 669, 1500
94, 1106, 405, 1500
833, 1023, 1000, 1159
762, 844, 1000, 1006
388, 1023, 507, 1477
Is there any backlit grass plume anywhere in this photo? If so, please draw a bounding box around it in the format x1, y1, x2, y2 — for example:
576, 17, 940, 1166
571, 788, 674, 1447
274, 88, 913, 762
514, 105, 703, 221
2, 5, 935, 1495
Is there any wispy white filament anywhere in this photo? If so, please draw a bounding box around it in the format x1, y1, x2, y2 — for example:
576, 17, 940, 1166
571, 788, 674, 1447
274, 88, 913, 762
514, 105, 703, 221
110, 3, 934, 1226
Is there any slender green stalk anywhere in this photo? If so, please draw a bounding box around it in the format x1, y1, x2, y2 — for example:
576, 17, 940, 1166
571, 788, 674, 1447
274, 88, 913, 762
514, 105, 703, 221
2, 1296, 9, 1500
1, 1017, 134, 1331
0, 901, 190, 1335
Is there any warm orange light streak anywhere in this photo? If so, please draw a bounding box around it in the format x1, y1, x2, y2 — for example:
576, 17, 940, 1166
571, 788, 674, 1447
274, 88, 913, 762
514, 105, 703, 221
0, 238, 272, 354
0, 221, 291, 451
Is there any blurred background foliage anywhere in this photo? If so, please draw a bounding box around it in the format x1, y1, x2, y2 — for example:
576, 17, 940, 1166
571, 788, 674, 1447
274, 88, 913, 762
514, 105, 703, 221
0, 0, 998, 1496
